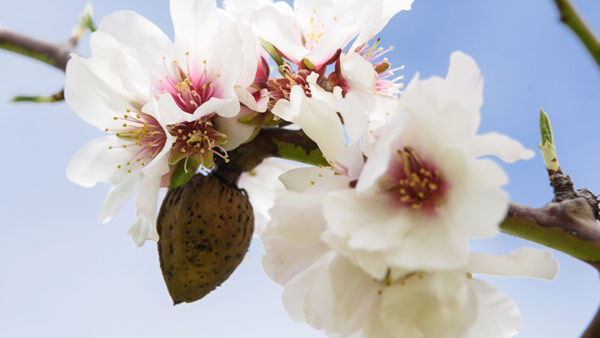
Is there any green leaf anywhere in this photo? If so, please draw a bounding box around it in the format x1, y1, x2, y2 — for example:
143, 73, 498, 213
79, 4, 97, 32
273, 139, 329, 167
539, 108, 554, 146
538, 109, 559, 171
260, 38, 284, 66
169, 157, 200, 189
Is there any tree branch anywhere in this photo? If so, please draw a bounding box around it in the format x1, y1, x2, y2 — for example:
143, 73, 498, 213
0, 27, 74, 71
215, 128, 328, 185
501, 201, 600, 270
552, 0, 600, 68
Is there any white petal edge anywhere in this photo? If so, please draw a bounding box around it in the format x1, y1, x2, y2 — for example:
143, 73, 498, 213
469, 247, 559, 280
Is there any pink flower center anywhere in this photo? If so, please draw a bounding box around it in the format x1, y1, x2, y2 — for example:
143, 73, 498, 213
156, 55, 228, 169
107, 110, 167, 173
355, 39, 404, 99
157, 56, 223, 115
379, 147, 448, 212
267, 64, 312, 107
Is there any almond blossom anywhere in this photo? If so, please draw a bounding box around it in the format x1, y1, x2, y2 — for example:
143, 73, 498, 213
259, 50, 548, 336
66, 0, 258, 245
262, 166, 557, 338
279, 51, 535, 278
246, 0, 414, 70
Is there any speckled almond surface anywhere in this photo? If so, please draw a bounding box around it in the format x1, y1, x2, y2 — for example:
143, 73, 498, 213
157, 174, 254, 305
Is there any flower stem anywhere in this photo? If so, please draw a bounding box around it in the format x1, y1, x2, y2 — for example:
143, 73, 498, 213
552, 0, 600, 68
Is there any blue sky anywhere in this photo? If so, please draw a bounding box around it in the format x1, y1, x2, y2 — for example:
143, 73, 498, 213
1, 0, 599, 337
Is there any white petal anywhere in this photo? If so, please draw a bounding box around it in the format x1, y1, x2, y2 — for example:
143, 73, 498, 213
340, 52, 376, 94
157, 94, 186, 125
468, 247, 559, 280
170, 0, 228, 51
236, 23, 261, 89
99, 174, 142, 223
279, 167, 337, 193
98, 10, 174, 77
470, 132, 535, 163
66, 136, 130, 188
465, 279, 522, 338
188, 95, 240, 120
65, 56, 135, 130
446, 158, 509, 238
235, 86, 269, 112
281, 253, 333, 323
446, 51, 484, 113
213, 115, 255, 151
135, 175, 161, 220
238, 159, 297, 235
355, 112, 403, 192
87, 33, 152, 102
266, 189, 329, 244
262, 235, 329, 285
338, 91, 370, 144
224, 0, 273, 18
378, 271, 478, 338
127, 214, 158, 246
272, 81, 345, 162
251, 4, 306, 63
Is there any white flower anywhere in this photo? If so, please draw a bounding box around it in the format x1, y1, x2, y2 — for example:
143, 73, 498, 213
262, 169, 557, 338
271, 72, 347, 163
262, 169, 557, 336
66, 0, 257, 245
321, 51, 535, 278
248, 0, 413, 70
65, 55, 173, 246
238, 158, 298, 235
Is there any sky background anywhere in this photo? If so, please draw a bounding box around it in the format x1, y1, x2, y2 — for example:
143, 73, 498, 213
1, 0, 600, 337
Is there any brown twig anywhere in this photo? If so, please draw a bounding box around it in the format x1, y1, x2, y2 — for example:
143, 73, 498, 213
0, 5, 93, 103
215, 128, 326, 185
0, 27, 74, 71
501, 201, 600, 270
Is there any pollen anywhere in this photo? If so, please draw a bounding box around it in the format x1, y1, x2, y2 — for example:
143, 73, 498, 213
379, 147, 448, 213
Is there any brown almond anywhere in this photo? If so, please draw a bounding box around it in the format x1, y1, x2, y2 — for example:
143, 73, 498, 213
157, 173, 254, 304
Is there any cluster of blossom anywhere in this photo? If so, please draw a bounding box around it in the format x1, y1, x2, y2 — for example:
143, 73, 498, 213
65, 0, 559, 337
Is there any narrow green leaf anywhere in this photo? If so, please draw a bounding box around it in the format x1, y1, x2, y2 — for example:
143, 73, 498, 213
259, 38, 284, 66
538, 109, 559, 171
539, 108, 554, 146
169, 157, 200, 189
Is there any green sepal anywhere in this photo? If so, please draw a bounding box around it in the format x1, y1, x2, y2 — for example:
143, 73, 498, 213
302, 58, 316, 70
169, 157, 201, 189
